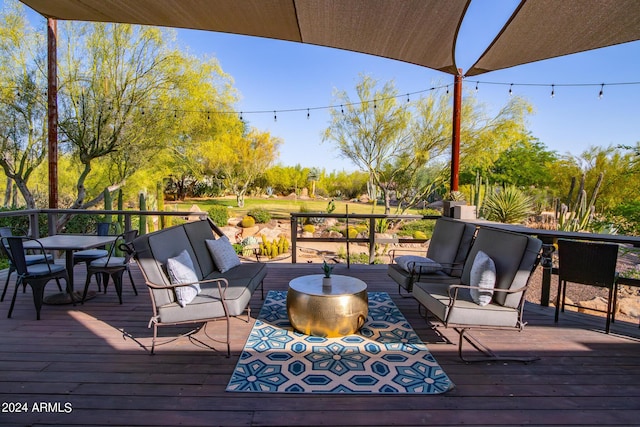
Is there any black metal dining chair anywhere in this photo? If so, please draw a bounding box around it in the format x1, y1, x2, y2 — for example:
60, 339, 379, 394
555, 239, 619, 334
73, 222, 115, 291
1, 236, 70, 320
81, 229, 138, 304
1, 227, 56, 302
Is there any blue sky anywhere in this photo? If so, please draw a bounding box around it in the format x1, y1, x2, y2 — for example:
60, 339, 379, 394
17, 0, 640, 172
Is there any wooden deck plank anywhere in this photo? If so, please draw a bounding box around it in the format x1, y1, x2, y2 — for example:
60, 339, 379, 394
0, 263, 639, 426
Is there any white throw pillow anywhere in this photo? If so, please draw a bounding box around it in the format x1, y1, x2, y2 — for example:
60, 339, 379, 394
166, 249, 200, 307
206, 236, 241, 273
469, 250, 496, 306
395, 255, 443, 274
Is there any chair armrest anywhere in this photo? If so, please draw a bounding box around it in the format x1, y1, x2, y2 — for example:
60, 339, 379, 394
146, 277, 230, 298
446, 283, 529, 301
388, 248, 427, 262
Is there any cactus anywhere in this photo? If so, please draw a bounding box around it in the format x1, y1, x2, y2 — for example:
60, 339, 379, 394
240, 216, 255, 228
556, 172, 603, 232
103, 188, 113, 226
157, 181, 165, 230
117, 189, 124, 229
256, 235, 289, 258
139, 192, 147, 236
469, 171, 489, 218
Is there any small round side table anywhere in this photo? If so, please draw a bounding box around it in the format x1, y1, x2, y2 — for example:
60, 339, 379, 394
286, 274, 368, 337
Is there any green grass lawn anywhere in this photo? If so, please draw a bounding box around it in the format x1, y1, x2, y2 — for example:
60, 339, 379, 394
171, 197, 421, 220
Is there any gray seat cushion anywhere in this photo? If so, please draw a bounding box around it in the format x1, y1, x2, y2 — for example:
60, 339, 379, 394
413, 282, 520, 328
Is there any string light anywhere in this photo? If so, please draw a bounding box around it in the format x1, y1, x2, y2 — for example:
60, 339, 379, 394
43, 80, 638, 122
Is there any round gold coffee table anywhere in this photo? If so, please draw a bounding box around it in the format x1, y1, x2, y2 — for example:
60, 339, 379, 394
286, 274, 368, 337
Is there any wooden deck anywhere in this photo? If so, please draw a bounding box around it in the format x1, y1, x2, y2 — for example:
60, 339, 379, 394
1, 263, 639, 426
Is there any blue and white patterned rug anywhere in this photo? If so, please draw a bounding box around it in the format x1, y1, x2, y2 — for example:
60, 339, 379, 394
226, 291, 454, 394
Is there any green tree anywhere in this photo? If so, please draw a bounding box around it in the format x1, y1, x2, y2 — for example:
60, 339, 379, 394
491, 137, 558, 187
211, 129, 281, 207
57, 22, 176, 215
0, 2, 46, 208
323, 75, 411, 213
458, 95, 534, 181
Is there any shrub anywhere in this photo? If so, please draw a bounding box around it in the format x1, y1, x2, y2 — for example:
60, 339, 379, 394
302, 224, 315, 234
344, 252, 384, 264
240, 216, 255, 228
247, 207, 271, 224
483, 186, 532, 224
208, 205, 230, 226
397, 219, 436, 238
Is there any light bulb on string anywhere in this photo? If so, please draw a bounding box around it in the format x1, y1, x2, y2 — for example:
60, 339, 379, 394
207, 111, 210, 120
406, 93, 410, 103
307, 108, 310, 119
341, 105, 344, 114
274, 111, 277, 122
475, 81, 479, 92
551, 84, 555, 98
373, 99, 377, 109
509, 83, 513, 96
239, 111, 243, 121
599, 83, 604, 99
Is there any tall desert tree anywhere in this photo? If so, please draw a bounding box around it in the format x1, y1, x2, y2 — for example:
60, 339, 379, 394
0, 2, 46, 208
458, 95, 534, 178
57, 22, 177, 212
156, 54, 241, 200
324, 75, 411, 213
210, 129, 282, 207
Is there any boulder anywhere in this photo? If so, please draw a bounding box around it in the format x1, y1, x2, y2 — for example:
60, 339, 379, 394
577, 296, 612, 315
257, 227, 283, 241
241, 225, 260, 238
218, 226, 241, 243
618, 296, 640, 319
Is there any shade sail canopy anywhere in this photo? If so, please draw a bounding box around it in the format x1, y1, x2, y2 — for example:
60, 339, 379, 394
18, 0, 470, 75
466, 0, 640, 76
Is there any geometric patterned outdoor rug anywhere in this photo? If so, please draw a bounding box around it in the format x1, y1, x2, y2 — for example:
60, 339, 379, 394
226, 290, 454, 394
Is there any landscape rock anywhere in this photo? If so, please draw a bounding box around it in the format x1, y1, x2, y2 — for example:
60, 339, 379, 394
241, 225, 260, 238
218, 226, 241, 242
257, 227, 284, 241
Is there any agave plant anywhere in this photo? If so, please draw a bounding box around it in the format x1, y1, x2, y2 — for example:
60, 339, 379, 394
483, 186, 533, 224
